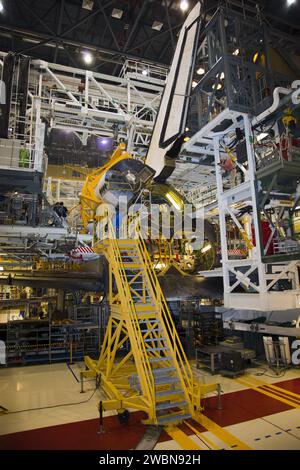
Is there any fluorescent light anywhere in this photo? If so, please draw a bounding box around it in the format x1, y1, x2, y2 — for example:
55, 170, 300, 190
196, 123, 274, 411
257, 132, 268, 142
83, 51, 93, 65
111, 8, 123, 19
197, 67, 205, 75
201, 243, 212, 254
152, 21, 163, 31
165, 192, 182, 211
287, 0, 296, 6
0, 2, 4, 13
180, 0, 189, 12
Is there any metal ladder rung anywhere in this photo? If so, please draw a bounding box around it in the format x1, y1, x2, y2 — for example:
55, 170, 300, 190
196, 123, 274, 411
139, 320, 159, 324
152, 367, 176, 375
144, 337, 166, 343
149, 356, 172, 363
155, 388, 184, 397
155, 400, 187, 411
140, 328, 162, 333
155, 376, 179, 385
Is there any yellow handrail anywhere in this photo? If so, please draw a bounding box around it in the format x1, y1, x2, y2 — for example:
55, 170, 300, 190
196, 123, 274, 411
137, 233, 195, 409
105, 221, 156, 420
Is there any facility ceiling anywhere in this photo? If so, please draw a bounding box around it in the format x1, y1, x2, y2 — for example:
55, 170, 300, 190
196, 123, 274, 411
0, 0, 300, 76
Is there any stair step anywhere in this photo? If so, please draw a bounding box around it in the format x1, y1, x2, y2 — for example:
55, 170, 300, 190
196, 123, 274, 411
153, 367, 176, 375
155, 376, 179, 385
119, 248, 137, 252
139, 320, 160, 324
157, 413, 191, 425
149, 356, 172, 363
124, 264, 142, 268
140, 328, 162, 333
144, 337, 166, 343
155, 400, 187, 411
155, 389, 184, 398
135, 304, 156, 308
146, 347, 168, 352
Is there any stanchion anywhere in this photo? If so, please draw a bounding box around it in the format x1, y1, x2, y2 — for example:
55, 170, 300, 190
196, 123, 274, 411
97, 400, 105, 434
80, 371, 84, 393
69, 339, 73, 365
217, 383, 223, 410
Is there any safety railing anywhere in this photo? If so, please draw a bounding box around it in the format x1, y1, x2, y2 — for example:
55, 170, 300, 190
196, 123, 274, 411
137, 231, 195, 410
105, 221, 156, 420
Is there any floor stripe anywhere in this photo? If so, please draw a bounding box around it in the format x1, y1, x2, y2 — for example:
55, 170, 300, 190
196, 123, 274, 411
245, 376, 300, 402
194, 413, 252, 450
67, 364, 80, 383
183, 421, 220, 450
236, 376, 300, 409
165, 426, 205, 450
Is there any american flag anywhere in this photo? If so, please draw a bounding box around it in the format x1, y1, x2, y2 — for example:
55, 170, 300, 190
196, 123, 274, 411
70, 244, 96, 259
72, 244, 94, 254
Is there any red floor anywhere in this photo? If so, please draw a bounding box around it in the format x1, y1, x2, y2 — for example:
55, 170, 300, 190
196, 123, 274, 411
1, 377, 299, 450
202, 387, 292, 428
0, 411, 147, 450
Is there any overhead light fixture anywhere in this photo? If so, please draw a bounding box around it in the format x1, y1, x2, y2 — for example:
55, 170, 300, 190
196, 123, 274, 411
233, 48, 240, 56
142, 69, 148, 76
192, 80, 198, 88
152, 21, 163, 31
287, 0, 296, 6
180, 0, 189, 12
0, 1, 4, 13
212, 83, 222, 90
257, 132, 269, 142
0, 266, 3, 271
197, 67, 205, 75
82, 0, 94, 11
82, 51, 93, 65
201, 243, 212, 254
111, 8, 123, 19
220, 72, 225, 80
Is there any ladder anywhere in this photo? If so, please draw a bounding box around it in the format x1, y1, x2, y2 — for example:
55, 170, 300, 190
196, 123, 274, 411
84, 227, 199, 425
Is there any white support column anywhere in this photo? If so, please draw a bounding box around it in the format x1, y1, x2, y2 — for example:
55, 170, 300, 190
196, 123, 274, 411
214, 135, 231, 306
243, 114, 268, 304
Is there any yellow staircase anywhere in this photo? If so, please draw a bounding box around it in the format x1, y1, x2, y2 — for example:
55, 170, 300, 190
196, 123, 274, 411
84, 229, 199, 425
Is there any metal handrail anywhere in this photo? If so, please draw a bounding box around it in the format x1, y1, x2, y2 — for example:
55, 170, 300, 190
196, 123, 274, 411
137, 231, 195, 410
105, 221, 156, 420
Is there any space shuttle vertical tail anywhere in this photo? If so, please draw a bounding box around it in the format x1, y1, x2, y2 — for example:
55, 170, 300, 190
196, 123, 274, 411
146, 2, 201, 177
